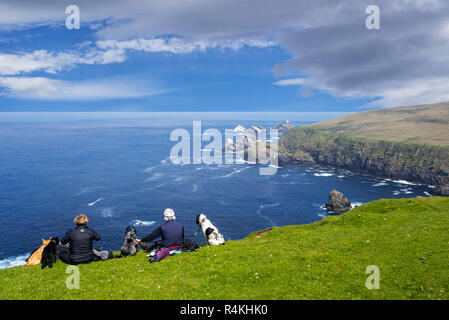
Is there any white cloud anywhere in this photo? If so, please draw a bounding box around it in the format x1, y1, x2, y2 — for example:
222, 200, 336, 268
273, 78, 307, 86
0, 37, 275, 77
0, 48, 126, 76
0, 76, 163, 100
1, 1, 449, 107
96, 38, 276, 54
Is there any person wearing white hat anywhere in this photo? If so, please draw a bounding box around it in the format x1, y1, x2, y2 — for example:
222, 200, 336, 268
136, 208, 184, 249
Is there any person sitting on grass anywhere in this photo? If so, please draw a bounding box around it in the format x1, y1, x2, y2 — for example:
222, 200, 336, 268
57, 214, 101, 265
136, 208, 184, 250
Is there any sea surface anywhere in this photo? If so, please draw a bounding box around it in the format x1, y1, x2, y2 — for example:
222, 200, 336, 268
0, 113, 436, 269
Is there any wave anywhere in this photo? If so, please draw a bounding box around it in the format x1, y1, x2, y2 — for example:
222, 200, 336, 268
386, 179, 420, 186
0, 253, 30, 270
131, 220, 156, 227
174, 176, 188, 182
145, 172, 164, 181
192, 184, 198, 192
256, 203, 279, 226
313, 172, 334, 177
393, 188, 414, 195
101, 208, 114, 218
214, 166, 251, 178
372, 181, 388, 187
88, 198, 103, 207
424, 191, 432, 197
351, 202, 364, 208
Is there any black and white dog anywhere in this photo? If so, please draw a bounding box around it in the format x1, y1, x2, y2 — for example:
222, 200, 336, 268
41, 237, 59, 269
120, 225, 138, 256
196, 214, 225, 245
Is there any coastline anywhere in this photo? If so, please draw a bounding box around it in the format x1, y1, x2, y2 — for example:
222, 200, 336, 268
279, 128, 449, 196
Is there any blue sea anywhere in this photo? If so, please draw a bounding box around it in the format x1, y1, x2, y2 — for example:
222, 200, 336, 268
0, 112, 436, 269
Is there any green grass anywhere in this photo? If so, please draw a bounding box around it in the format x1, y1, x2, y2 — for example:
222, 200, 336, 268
305, 102, 449, 146
1, 197, 449, 300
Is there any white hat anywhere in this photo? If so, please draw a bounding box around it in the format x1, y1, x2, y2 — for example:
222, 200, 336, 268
164, 208, 175, 221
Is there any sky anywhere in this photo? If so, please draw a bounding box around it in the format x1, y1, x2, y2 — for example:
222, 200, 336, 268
0, 0, 448, 112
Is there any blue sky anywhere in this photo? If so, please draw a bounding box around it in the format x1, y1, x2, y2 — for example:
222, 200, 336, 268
0, 1, 447, 112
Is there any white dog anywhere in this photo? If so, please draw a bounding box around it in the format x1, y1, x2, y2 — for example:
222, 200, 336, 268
196, 213, 225, 245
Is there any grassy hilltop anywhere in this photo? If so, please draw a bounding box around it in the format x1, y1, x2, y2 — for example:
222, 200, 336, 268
306, 102, 449, 146
1, 197, 448, 300
280, 103, 449, 189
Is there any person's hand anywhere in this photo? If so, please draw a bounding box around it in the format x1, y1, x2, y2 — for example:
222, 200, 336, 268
135, 239, 141, 244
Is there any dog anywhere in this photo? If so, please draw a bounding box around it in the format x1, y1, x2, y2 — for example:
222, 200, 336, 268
120, 225, 139, 256
196, 213, 225, 245
41, 237, 59, 269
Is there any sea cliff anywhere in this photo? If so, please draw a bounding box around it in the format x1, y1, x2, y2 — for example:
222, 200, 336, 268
278, 103, 449, 195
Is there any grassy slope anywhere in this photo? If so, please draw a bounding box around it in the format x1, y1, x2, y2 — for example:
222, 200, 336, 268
305, 102, 449, 147
1, 197, 449, 300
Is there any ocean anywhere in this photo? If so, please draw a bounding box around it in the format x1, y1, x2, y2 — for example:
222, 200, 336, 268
0, 113, 435, 269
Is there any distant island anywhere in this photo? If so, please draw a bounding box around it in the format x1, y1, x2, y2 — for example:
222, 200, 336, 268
278, 102, 449, 196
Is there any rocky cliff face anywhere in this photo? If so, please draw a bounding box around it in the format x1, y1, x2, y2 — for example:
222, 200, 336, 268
280, 128, 449, 195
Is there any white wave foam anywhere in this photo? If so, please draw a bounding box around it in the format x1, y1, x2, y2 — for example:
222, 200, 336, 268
391, 179, 419, 186
351, 202, 364, 208
0, 253, 30, 270
192, 184, 198, 192
174, 176, 187, 182
144, 166, 156, 173
313, 172, 334, 177
215, 166, 251, 178
424, 191, 432, 197
101, 208, 114, 218
372, 182, 388, 187
88, 198, 103, 207
146, 172, 164, 181
131, 220, 156, 227
256, 203, 279, 226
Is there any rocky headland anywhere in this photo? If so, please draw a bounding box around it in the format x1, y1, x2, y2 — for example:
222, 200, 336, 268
278, 102, 449, 196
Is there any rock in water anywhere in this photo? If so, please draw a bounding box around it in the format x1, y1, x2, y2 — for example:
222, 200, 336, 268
272, 120, 295, 133
325, 189, 352, 212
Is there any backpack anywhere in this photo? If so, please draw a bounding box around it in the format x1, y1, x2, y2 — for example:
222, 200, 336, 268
150, 247, 170, 263
93, 247, 113, 261
182, 239, 200, 252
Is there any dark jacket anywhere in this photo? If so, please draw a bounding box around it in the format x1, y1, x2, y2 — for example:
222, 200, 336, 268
61, 225, 100, 264
141, 220, 184, 248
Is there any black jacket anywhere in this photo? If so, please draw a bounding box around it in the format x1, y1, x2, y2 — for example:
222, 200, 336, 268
61, 225, 100, 264
141, 220, 184, 248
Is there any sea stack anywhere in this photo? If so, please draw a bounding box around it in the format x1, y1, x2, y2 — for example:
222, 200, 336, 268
273, 120, 295, 133
325, 189, 352, 212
